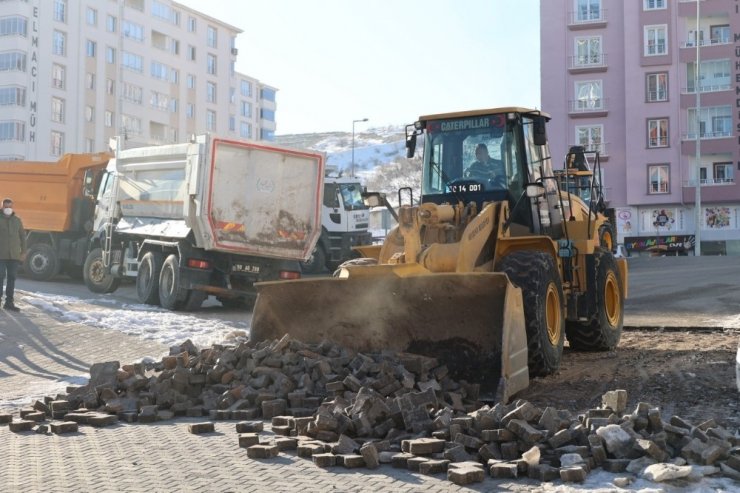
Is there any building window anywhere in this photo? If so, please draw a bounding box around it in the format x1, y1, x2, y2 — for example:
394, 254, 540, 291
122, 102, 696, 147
240, 80, 252, 97
646, 73, 668, 102
261, 129, 275, 141
54, 0, 66, 23
186, 74, 195, 89
85, 72, 95, 90
86, 8, 97, 26
52, 64, 65, 89
186, 103, 194, 119
104, 110, 113, 128
85, 139, 94, 152
260, 108, 275, 121
229, 116, 235, 132
151, 61, 169, 80
713, 162, 734, 184
206, 81, 217, 103
648, 164, 669, 194
122, 82, 143, 104
106, 15, 116, 33
260, 87, 276, 102
106, 78, 115, 95
574, 80, 602, 110
647, 118, 668, 148
0, 16, 28, 37
50, 131, 64, 156
229, 87, 236, 104
240, 122, 250, 138
643, 0, 665, 10
644, 25, 667, 56
51, 97, 65, 123
53, 31, 66, 56
106, 46, 116, 64
170, 69, 179, 85
206, 110, 216, 131
0, 121, 24, 141
122, 20, 144, 42
169, 99, 178, 113
687, 59, 730, 93
0, 87, 26, 106
152, 1, 180, 25
207, 54, 217, 75
85, 105, 94, 122
150, 91, 169, 111
121, 114, 142, 135
575, 0, 601, 22
86, 40, 96, 58
188, 16, 196, 32
0, 52, 26, 72
575, 125, 603, 154
574, 36, 601, 66
710, 25, 730, 45
240, 101, 251, 118
122, 52, 143, 72
207, 26, 217, 48
188, 45, 196, 61
688, 106, 732, 139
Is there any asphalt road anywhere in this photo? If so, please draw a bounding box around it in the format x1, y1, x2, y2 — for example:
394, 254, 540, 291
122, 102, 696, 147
13, 254, 740, 330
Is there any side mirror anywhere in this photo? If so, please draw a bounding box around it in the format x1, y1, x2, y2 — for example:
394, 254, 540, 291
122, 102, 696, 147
533, 116, 548, 146
406, 133, 417, 159
525, 183, 546, 198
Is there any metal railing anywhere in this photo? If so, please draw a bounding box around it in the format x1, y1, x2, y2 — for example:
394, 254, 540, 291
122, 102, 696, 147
569, 98, 608, 113
683, 178, 735, 186
682, 130, 732, 140
682, 83, 731, 94
681, 37, 731, 48
568, 9, 607, 26
568, 53, 608, 70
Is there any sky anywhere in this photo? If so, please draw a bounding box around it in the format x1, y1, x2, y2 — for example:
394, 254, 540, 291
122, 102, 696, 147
175, 0, 541, 135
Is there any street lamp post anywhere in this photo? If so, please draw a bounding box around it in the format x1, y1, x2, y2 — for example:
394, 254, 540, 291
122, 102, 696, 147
351, 118, 368, 178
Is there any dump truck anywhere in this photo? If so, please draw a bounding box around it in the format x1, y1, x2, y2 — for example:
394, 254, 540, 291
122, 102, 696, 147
250, 108, 627, 402
83, 135, 325, 311
0, 153, 111, 281
300, 172, 373, 274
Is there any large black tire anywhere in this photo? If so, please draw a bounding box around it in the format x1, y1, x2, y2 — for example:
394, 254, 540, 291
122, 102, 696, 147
183, 289, 207, 311
158, 254, 206, 311
136, 251, 164, 305
566, 250, 623, 351
300, 246, 326, 274
598, 224, 616, 253
496, 251, 565, 377
83, 247, 121, 294
23, 243, 60, 281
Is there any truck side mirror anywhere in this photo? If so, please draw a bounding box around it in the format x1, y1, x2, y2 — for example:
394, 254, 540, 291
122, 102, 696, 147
406, 133, 417, 159
533, 116, 548, 146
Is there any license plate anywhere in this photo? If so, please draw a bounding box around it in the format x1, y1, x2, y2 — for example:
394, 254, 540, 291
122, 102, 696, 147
231, 263, 260, 274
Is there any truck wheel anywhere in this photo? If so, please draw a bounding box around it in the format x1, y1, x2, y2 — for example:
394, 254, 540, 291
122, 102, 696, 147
496, 251, 565, 377
566, 250, 623, 351
183, 289, 207, 311
598, 224, 615, 253
159, 254, 186, 310
300, 246, 326, 274
83, 247, 121, 294
23, 243, 60, 281
136, 251, 164, 305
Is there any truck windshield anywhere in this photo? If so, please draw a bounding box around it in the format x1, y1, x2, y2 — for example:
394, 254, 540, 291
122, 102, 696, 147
339, 183, 366, 210
421, 114, 522, 198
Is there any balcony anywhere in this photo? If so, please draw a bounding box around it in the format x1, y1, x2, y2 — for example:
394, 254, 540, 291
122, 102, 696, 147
682, 178, 735, 187
568, 53, 608, 73
682, 130, 732, 140
568, 9, 607, 29
682, 83, 731, 94
681, 36, 731, 49
568, 98, 609, 117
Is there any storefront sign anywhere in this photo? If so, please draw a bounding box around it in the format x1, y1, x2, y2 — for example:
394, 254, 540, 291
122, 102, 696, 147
623, 235, 695, 252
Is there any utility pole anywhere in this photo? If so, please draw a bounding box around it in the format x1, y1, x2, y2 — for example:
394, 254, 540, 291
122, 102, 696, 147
694, 0, 702, 256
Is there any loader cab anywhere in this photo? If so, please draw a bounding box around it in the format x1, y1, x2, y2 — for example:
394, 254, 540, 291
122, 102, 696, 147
413, 108, 562, 236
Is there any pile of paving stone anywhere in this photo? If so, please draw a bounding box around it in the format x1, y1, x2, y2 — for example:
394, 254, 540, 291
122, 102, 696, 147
2, 335, 739, 486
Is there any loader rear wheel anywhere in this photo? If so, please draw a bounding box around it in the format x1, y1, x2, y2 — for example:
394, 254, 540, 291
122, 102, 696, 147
496, 251, 564, 377
566, 250, 623, 351
83, 247, 121, 294
136, 251, 164, 305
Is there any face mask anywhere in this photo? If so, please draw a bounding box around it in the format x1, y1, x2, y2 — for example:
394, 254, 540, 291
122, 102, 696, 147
2, 208, 12, 216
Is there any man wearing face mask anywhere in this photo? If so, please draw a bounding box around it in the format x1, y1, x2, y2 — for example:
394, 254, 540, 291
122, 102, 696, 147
0, 198, 26, 311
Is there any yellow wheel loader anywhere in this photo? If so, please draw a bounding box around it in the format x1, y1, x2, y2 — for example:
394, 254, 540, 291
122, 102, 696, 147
250, 108, 627, 402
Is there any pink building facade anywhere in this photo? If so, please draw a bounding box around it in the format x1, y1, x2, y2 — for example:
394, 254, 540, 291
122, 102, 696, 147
541, 0, 740, 255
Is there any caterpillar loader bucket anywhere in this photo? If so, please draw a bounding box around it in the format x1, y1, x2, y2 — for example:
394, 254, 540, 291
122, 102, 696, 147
250, 271, 529, 402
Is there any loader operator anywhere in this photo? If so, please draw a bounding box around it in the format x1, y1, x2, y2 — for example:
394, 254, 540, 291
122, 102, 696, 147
464, 143, 506, 188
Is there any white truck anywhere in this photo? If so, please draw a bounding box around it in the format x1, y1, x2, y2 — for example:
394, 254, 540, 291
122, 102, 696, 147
300, 174, 373, 273
83, 135, 325, 310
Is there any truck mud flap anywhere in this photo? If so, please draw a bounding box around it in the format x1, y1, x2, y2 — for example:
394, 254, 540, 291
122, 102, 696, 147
250, 272, 529, 402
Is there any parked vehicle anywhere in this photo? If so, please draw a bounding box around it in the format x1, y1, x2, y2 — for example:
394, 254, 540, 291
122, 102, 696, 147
84, 135, 324, 311
0, 153, 111, 280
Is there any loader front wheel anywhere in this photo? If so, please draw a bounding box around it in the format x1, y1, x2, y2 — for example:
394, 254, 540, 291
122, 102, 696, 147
136, 251, 164, 305
496, 251, 564, 377
566, 250, 623, 351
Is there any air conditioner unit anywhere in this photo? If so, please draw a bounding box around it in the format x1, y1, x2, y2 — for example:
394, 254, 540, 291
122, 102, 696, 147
231, 48, 238, 56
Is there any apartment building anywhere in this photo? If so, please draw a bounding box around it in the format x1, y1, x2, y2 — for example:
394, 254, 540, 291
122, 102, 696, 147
0, 0, 277, 161
541, 0, 740, 256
